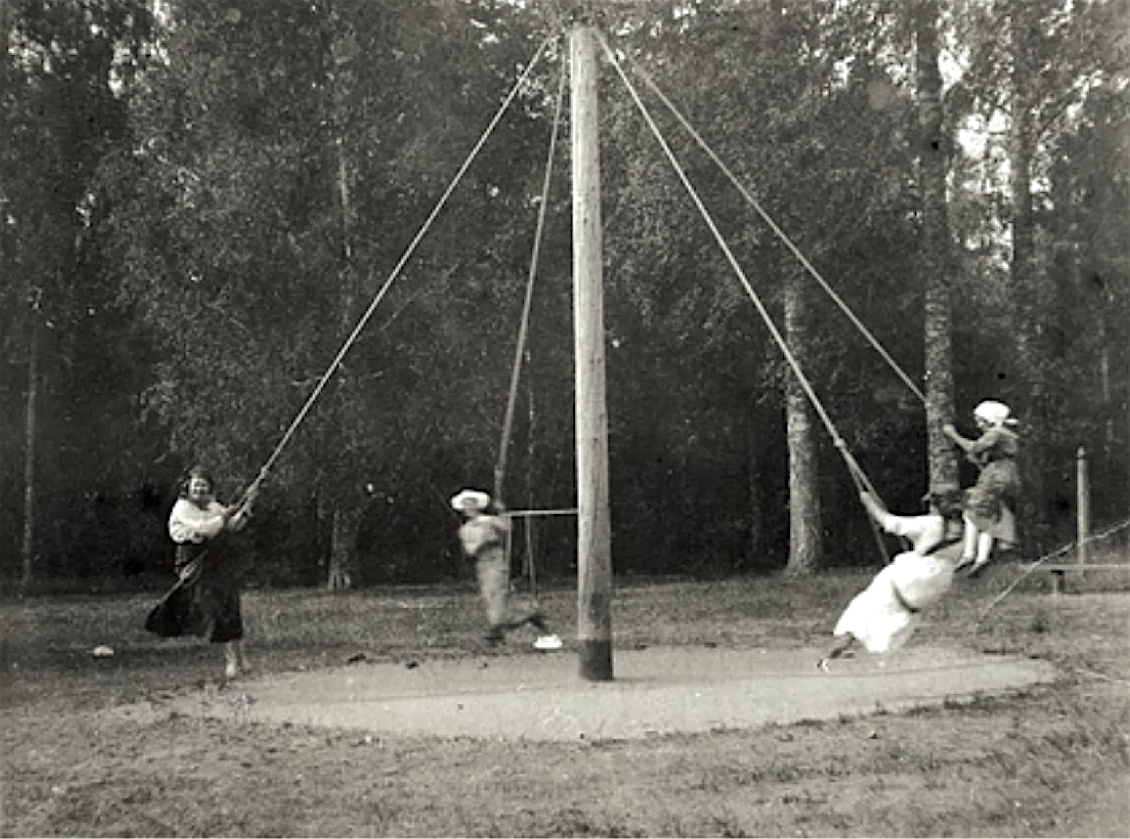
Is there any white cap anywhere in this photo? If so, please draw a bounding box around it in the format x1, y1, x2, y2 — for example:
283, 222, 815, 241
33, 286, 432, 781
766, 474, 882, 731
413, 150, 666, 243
451, 489, 490, 512
973, 400, 1014, 427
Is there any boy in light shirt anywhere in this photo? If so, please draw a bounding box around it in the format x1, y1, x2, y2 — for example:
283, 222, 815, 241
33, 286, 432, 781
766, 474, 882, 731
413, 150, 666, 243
452, 488, 561, 650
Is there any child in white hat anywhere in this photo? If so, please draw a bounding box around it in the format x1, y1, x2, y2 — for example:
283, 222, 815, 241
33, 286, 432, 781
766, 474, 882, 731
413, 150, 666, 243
943, 400, 1020, 576
451, 489, 561, 649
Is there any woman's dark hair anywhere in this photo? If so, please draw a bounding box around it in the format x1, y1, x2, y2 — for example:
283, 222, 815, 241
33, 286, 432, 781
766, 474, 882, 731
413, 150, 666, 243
178, 464, 215, 498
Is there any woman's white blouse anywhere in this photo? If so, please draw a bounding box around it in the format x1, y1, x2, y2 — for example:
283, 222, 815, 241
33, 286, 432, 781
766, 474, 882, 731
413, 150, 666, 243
168, 498, 227, 544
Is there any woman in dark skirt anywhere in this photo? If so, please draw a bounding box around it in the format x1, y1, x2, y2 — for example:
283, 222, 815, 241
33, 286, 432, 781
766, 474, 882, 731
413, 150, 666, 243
943, 400, 1021, 576
146, 465, 256, 679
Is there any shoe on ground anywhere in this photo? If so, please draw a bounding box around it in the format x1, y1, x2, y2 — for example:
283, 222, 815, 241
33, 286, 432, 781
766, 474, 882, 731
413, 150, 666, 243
534, 634, 563, 651
965, 560, 991, 578
953, 555, 975, 573
816, 658, 829, 673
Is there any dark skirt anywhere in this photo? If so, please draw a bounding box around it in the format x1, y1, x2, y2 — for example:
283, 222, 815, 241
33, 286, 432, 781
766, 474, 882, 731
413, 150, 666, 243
146, 541, 244, 643
965, 459, 1019, 547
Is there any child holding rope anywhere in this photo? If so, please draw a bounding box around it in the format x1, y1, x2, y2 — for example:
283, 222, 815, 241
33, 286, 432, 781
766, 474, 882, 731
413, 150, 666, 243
943, 399, 1020, 577
818, 483, 965, 671
451, 489, 562, 650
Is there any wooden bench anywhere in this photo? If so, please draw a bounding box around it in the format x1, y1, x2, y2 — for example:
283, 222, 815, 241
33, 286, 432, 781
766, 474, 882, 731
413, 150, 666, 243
1027, 563, 1130, 595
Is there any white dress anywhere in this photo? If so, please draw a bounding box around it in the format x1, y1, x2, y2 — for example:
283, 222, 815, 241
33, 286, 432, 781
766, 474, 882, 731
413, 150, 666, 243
832, 512, 958, 654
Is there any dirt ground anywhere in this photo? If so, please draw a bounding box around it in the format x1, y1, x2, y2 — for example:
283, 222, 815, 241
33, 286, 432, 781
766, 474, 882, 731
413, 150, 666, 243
111, 643, 1059, 742
3, 581, 1129, 836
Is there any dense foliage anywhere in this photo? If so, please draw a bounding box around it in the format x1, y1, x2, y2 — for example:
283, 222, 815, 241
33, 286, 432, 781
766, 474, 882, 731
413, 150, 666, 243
2, 0, 1127, 592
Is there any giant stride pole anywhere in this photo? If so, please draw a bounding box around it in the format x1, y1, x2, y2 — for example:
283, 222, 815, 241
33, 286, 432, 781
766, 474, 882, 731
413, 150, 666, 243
570, 24, 613, 681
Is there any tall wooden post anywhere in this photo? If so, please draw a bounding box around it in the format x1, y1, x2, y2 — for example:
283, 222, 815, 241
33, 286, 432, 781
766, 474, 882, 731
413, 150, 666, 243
1076, 446, 1090, 566
571, 24, 613, 681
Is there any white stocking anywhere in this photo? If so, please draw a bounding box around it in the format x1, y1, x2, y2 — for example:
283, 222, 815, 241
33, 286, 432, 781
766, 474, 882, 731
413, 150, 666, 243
961, 515, 978, 560
975, 532, 994, 565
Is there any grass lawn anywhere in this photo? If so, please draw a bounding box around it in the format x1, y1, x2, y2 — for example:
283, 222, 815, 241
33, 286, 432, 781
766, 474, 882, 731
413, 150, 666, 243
1, 562, 1128, 837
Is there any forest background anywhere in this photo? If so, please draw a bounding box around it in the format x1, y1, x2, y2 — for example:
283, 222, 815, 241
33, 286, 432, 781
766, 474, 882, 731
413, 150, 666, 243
2, 0, 1128, 595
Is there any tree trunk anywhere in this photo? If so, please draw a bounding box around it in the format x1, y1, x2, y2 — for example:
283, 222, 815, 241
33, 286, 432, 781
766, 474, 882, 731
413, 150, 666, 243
326, 504, 360, 591
323, 1, 361, 591
523, 365, 537, 584
914, 0, 960, 489
784, 272, 822, 575
1098, 321, 1113, 453
1009, 0, 1049, 555
745, 394, 765, 568
19, 320, 41, 595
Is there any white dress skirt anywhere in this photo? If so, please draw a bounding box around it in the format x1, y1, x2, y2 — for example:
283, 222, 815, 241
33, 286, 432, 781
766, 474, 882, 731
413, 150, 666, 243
833, 549, 957, 653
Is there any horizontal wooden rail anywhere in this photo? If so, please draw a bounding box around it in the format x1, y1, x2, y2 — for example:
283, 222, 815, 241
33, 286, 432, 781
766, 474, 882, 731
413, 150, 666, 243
1022, 563, 1130, 595
1029, 564, 1130, 571
502, 508, 579, 518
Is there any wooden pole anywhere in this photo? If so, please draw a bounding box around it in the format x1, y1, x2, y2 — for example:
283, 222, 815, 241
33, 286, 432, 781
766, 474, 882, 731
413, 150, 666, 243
1076, 446, 1090, 566
570, 23, 613, 681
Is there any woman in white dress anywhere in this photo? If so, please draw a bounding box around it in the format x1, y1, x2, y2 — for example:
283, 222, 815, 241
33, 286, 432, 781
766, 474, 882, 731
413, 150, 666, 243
817, 483, 965, 671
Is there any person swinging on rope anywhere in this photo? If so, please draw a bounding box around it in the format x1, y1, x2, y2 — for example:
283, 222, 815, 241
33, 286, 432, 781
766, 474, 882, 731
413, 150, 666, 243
451, 489, 562, 650
817, 483, 966, 672
943, 399, 1021, 577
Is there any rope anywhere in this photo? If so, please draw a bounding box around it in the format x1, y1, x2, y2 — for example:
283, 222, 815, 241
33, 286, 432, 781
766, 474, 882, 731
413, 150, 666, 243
975, 517, 1130, 623
487, 50, 566, 609
618, 48, 927, 407
234, 34, 555, 509
598, 33, 893, 565
494, 50, 566, 504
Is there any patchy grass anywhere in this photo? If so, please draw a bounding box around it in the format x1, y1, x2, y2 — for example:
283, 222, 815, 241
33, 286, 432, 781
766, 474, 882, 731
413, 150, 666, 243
1, 561, 1128, 837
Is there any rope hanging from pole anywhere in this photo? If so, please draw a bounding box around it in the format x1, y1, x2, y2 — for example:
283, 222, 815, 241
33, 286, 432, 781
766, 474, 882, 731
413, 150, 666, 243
231, 35, 556, 509
617, 48, 927, 409
615, 46, 926, 555
598, 32, 893, 564
494, 49, 567, 506
492, 48, 567, 604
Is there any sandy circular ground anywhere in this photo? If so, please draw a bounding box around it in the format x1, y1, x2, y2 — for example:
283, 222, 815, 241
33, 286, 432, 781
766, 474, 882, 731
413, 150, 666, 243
119, 644, 1059, 742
